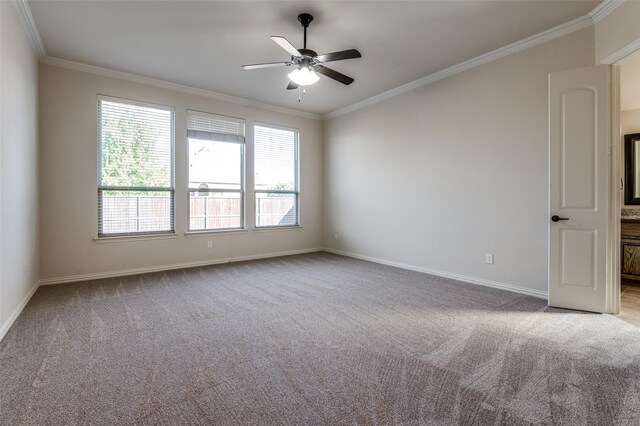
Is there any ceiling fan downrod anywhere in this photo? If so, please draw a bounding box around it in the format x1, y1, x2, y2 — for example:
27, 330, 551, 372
298, 13, 313, 49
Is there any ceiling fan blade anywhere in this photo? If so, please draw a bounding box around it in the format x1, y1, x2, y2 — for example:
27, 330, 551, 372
271, 36, 302, 57
314, 65, 355, 85
316, 49, 361, 63
287, 81, 298, 90
242, 62, 292, 70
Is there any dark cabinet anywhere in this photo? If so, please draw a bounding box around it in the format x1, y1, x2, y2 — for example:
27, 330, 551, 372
622, 242, 640, 278
621, 221, 640, 281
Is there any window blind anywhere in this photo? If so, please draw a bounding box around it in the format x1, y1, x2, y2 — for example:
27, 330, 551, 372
187, 110, 245, 231
254, 123, 299, 227
187, 110, 245, 143
97, 96, 175, 237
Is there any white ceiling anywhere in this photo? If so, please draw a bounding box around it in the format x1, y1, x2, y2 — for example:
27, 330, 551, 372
29, 1, 600, 115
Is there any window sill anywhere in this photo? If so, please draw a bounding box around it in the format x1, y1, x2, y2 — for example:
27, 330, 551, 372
94, 233, 178, 244
253, 225, 302, 233
185, 229, 248, 237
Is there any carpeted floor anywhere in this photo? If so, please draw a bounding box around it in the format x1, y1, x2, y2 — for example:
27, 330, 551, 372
1, 252, 639, 425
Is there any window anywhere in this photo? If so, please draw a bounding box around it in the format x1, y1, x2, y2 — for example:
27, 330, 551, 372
254, 123, 299, 228
188, 110, 245, 231
97, 96, 174, 237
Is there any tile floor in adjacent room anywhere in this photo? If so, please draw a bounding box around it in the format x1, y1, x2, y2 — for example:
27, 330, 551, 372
620, 281, 640, 327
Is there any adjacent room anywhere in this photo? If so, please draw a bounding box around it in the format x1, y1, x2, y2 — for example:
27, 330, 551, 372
1, 0, 639, 424
620, 52, 640, 326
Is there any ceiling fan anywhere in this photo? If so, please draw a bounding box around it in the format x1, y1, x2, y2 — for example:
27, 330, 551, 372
242, 13, 361, 90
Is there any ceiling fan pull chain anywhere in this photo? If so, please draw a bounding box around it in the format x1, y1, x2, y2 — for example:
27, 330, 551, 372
297, 86, 307, 103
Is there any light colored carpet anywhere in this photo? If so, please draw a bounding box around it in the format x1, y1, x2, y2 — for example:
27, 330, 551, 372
1, 252, 638, 425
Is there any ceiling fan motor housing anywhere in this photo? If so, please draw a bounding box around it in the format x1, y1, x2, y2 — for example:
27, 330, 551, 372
294, 49, 319, 68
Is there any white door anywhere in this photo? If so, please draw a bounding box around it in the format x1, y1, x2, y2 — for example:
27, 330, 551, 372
549, 65, 610, 313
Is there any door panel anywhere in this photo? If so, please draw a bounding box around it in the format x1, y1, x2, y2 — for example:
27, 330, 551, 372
560, 229, 596, 289
549, 65, 609, 313
561, 89, 596, 210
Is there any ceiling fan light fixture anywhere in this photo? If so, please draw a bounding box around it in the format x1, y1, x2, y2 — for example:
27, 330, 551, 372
242, 13, 360, 91
288, 67, 320, 86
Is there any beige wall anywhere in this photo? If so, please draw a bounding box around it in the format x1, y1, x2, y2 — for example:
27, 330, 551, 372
19, 5, 640, 293
39, 64, 323, 280
595, 0, 640, 63
622, 109, 640, 135
620, 53, 640, 111
0, 2, 40, 330
323, 28, 595, 294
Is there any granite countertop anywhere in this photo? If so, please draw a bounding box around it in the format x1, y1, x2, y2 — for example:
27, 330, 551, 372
621, 208, 640, 222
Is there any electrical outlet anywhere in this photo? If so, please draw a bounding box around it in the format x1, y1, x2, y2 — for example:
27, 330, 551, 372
207, 240, 213, 249
485, 253, 494, 264
334, 233, 339, 240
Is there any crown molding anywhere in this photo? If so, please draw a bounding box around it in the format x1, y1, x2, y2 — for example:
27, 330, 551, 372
323, 15, 593, 120
18, 0, 610, 122
589, 0, 625, 24
12, 0, 45, 58
40, 56, 322, 121
600, 38, 640, 65
16, 0, 319, 120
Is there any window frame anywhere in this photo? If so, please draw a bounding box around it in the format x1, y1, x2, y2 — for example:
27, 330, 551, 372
253, 121, 300, 229
96, 95, 176, 238
186, 110, 246, 233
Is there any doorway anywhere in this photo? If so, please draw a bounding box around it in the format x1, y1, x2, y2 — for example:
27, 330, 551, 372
617, 52, 640, 326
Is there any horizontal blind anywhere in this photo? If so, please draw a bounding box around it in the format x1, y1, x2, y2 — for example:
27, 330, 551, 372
187, 110, 245, 143
98, 96, 174, 236
254, 123, 299, 227
254, 124, 298, 191
98, 98, 173, 188
187, 110, 245, 231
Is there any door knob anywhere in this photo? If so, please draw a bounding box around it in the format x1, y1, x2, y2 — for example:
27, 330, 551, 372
551, 215, 569, 222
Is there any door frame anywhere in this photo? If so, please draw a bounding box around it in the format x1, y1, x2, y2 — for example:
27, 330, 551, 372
608, 63, 621, 314
604, 46, 640, 315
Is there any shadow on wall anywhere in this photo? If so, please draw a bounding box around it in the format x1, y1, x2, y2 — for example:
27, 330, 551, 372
280, 205, 296, 225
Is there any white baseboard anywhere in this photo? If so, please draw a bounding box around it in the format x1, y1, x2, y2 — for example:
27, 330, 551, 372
322, 248, 548, 300
6, 247, 544, 343
38, 247, 324, 285
0, 280, 40, 342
